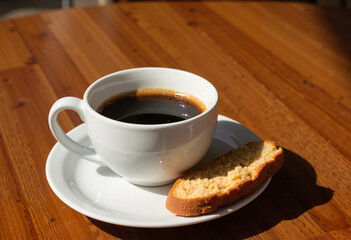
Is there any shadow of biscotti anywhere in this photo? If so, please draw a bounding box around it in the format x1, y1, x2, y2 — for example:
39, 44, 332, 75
89, 148, 333, 240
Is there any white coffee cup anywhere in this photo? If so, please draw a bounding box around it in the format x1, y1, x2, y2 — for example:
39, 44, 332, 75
49, 68, 218, 186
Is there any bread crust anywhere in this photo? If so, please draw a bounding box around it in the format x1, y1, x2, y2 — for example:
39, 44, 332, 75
166, 141, 283, 216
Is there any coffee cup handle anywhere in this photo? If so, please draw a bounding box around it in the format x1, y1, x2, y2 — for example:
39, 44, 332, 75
48, 97, 105, 166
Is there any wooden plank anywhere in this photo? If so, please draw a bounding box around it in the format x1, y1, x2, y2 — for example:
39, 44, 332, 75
0, 20, 32, 71
207, 2, 351, 109
41, 8, 134, 81
12, 15, 88, 99
326, 228, 351, 239
84, 4, 180, 68
0, 133, 36, 239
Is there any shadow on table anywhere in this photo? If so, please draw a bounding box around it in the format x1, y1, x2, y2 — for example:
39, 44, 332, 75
89, 148, 333, 239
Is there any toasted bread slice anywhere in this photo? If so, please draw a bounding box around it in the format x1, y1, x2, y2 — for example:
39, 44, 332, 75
166, 141, 283, 216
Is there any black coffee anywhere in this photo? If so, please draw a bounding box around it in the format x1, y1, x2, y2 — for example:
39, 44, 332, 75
97, 89, 206, 124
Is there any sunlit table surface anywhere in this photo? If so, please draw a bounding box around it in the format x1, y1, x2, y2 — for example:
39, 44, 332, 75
0, 1, 350, 239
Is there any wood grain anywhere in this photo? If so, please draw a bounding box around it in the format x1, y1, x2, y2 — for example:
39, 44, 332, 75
0, 1, 350, 239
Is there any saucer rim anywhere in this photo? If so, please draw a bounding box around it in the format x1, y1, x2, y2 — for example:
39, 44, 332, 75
46, 114, 270, 228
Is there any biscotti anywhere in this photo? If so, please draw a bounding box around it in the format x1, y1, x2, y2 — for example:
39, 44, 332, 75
166, 141, 283, 216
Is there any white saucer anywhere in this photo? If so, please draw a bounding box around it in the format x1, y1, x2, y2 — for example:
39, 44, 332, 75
46, 115, 270, 228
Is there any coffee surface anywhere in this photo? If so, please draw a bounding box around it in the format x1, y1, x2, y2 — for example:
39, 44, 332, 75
97, 89, 206, 124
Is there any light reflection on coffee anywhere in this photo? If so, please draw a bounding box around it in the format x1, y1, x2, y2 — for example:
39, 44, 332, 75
97, 88, 206, 124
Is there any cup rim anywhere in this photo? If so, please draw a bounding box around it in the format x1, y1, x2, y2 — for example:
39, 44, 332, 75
83, 67, 218, 129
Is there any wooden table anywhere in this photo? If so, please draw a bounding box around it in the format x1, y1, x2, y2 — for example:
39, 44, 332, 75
1, 1, 350, 239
